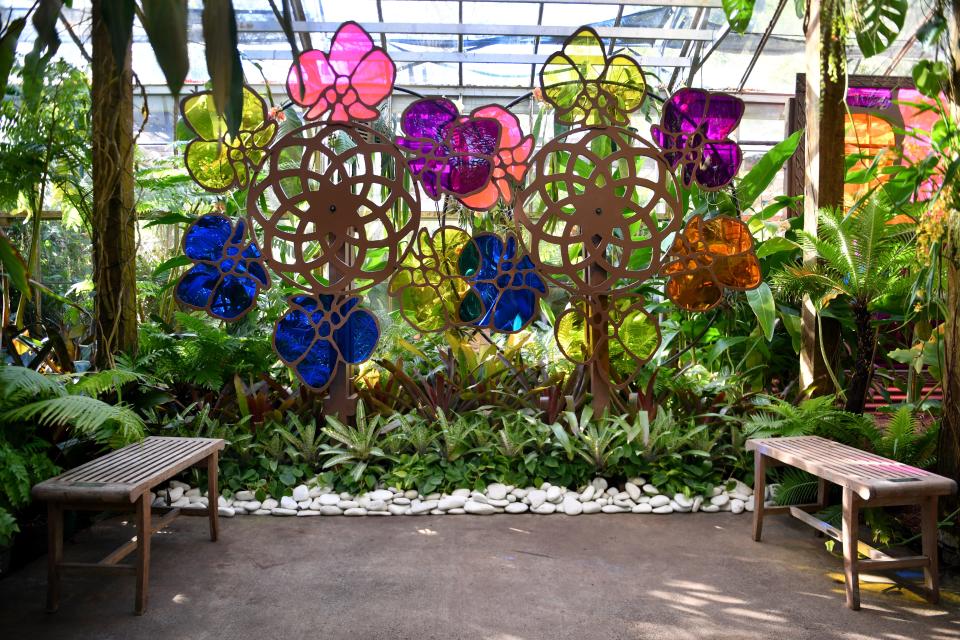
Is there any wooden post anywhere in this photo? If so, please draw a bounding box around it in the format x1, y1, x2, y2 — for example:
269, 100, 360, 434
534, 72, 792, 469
841, 487, 861, 610
752, 452, 766, 542
134, 494, 151, 615
91, 0, 138, 367
587, 237, 611, 416
206, 450, 220, 542
45, 503, 63, 613
799, 0, 845, 394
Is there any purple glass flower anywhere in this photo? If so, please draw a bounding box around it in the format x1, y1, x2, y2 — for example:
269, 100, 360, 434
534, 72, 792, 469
397, 98, 501, 202
651, 88, 744, 191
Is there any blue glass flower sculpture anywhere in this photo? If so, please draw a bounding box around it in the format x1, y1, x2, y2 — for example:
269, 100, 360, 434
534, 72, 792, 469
175, 214, 270, 320
273, 294, 380, 391
457, 232, 547, 333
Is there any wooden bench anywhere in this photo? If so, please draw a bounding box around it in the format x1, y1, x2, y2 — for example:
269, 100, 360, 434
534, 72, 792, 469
31, 436, 225, 615
747, 435, 957, 610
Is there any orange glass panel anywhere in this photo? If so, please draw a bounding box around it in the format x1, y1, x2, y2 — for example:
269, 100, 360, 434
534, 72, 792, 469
844, 113, 895, 208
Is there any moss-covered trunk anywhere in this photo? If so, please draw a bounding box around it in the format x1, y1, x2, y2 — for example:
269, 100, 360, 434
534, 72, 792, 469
91, 0, 137, 367
844, 305, 874, 414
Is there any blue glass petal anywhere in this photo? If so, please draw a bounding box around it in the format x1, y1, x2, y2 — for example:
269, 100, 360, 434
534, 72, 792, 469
472, 234, 503, 280
246, 260, 269, 287
492, 289, 536, 333
291, 294, 317, 310
296, 340, 338, 389
525, 271, 547, 293
209, 274, 257, 320
334, 308, 379, 364
241, 243, 262, 259
275, 307, 316, 362
184, 215, 232, 261
230, 218, 246, 245
175, 263, 221, 309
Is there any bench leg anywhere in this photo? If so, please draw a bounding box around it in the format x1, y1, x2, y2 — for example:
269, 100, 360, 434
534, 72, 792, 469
752, 452, 766, 542
135, 494, 151, 615
46, 503, 63, 613
207, 450, 219, 542
842, 488, 861, 610
921, 495, 940, 604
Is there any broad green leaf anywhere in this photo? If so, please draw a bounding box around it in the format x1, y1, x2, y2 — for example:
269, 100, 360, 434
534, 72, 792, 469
202, 0, 244, 137
152, 254, 192, 277
141, 0, 189, 97
0, 17, 25, 98
143, 212, 197, 228
100, 0, 134, 73
737, 130, 803, 210
854, 0, 907, 57
755, 236, 800, 259
778, 308, 802, 354
0, 229, 30, 296
745, 282, 775, 341
722, 0, 756, 33
912, 59, 948, 99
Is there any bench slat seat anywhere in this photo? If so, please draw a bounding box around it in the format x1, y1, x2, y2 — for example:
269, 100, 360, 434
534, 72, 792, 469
747, 435, 957, 611
31, 436, 225, 615
746, 435, 956, 501
34, 437, 222, 504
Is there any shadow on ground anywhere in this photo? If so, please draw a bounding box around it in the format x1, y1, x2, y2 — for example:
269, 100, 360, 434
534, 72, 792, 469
0, 512, 957, 640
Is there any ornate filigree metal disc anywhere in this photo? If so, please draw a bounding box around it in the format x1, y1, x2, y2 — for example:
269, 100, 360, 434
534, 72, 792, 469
514, 126, 682, 294
246, 121, 421, 294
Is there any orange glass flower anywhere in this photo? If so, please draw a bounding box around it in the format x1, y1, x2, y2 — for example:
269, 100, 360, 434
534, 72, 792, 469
661, 215, 762, 311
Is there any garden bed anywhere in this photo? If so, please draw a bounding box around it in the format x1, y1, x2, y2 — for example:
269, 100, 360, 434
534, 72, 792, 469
156, 476, 772, 518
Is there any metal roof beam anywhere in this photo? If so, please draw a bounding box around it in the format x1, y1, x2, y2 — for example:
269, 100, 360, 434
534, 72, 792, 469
241, 49, 693, 66
239, 21, 716, 41
395, 0, 722, 6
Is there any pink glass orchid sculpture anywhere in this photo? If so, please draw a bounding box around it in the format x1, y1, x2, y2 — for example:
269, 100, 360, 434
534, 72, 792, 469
286, 21, 395, 122
460, 106, 535, 210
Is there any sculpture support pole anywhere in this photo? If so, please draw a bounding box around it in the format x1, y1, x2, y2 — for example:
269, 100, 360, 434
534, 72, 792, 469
588, 238, 611, 416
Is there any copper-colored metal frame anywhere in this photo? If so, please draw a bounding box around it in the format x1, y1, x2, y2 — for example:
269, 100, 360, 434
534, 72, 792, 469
245, 120, 421, 295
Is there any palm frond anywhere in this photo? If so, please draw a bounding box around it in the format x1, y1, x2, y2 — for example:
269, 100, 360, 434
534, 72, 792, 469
0, 366, 65, 405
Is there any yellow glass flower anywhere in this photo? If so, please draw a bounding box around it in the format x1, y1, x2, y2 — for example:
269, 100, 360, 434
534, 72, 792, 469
180, 85, 279, 193
539, 26, 646, 127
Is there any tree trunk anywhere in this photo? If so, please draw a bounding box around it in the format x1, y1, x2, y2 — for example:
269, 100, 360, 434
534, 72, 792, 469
844, 305, 873, 414
91, 0, 137, 368
800, 0, 846, 396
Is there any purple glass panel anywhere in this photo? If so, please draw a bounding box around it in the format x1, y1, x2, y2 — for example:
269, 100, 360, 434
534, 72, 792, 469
847, 87, 893, 109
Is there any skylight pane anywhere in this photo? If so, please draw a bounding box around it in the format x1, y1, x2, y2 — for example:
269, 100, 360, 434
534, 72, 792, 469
461, 1, 541, 25
316, 0, 381, 22
382, 0, 460, 23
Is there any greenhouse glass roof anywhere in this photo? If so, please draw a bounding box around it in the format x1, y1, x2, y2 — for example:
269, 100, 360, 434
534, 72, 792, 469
2, 0, 931, 97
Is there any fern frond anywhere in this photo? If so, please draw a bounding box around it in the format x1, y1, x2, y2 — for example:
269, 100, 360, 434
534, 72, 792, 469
3, 396, 145, 445
775, 468, 820, 506
0, 366, 65, 405
68, 368, 145, 397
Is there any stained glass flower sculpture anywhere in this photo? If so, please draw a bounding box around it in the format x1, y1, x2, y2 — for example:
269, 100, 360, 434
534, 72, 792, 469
651, 88, 744, 191
457, 233, 547, 333
554, 295, 660, 387
650, 88, 743, 191
180, 85, 279, 193
286, 21, 395, 122
388, 226, 473, 332
398, 98, 501, 206
273, 294, 380, 391
175, 214, 270, 320
661, 214, 762, 311
459, 106, 535, 210
539, 26, 646, 127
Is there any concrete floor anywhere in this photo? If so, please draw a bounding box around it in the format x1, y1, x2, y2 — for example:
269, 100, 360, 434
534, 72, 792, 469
0, 513, 957, 640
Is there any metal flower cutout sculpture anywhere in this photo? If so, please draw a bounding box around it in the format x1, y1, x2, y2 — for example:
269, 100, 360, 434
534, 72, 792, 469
175, 214, 271, 320
180, 85, 279, 193
539, 26, 646, 127
661, 214, 762, 311
651, 88, 745, 191
457, 232, 547, 333
172, 21, 766, 407
286, 21, 395, 122
274, 294, 380, 391
398, 98, 502, 208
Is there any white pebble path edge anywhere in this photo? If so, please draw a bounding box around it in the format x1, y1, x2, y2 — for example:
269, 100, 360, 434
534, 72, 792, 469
153, 478, 778, 518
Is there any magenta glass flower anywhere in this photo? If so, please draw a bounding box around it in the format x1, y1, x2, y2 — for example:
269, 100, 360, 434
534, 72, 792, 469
651, 88, 744, 191
397, 98, 501, 203
286, 21, 395, 122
